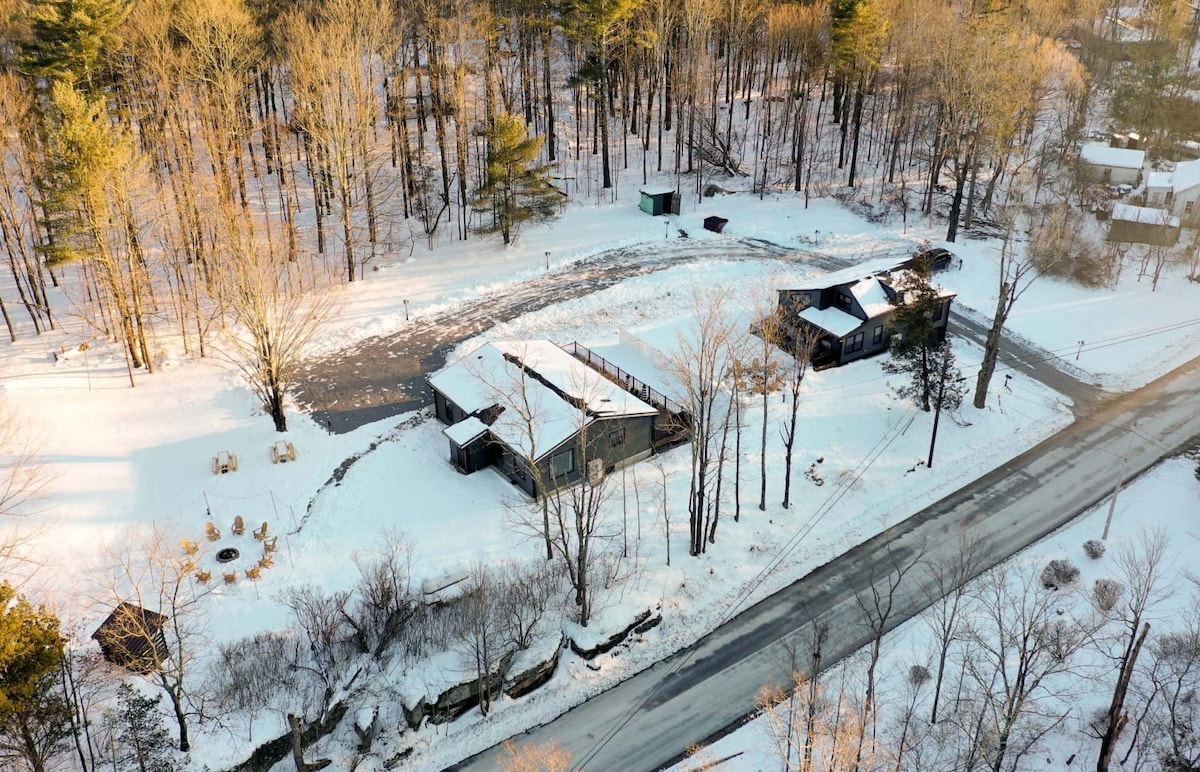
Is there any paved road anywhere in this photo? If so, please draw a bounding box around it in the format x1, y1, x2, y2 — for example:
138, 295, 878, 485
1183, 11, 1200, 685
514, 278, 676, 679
453, 356, 1200, 771
296, 237, 846, 433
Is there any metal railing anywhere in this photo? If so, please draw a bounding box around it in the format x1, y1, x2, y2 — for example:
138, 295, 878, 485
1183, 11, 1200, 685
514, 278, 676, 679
559, 341, 688, 417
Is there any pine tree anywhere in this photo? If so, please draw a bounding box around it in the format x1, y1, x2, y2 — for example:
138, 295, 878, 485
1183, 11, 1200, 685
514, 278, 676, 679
20, 0, 131, 88
110, 684, 173, 772
882, 251, 944, 410
0, 582, 71, 772
474, 113, 561, 246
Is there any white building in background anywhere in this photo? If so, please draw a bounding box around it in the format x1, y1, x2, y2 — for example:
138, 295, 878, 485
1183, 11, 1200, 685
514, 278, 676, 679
1145, 159, 1200, 225
1080, 142, 1145, 185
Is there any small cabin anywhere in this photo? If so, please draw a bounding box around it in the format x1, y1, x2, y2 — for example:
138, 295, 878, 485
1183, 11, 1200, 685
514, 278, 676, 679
1107, 204, 1180, 246
92, 602, 169, 673
639, 187, 680, 216
1080, 142, 1145, 186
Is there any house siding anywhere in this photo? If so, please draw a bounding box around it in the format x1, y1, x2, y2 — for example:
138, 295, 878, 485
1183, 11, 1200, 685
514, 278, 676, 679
520, 414, 656, 499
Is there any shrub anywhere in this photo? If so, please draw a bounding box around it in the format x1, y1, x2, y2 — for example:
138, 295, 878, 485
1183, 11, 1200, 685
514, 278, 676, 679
1093, 578, 1124, 612
908, 665, 930, 687
1083, 539, 1106, 559
1041, 559, 1081, 590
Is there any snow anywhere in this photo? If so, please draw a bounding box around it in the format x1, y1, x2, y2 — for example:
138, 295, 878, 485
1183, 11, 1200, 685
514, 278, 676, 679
1111, 203, 1179, 226
5, 180, 1200, 770
1169, 158, 1200, 193
798, 304, 863, 337
786, 254, 910, 290
442, 416, 489, 446
1080, 142, 1145, 170
850, 275, 896, 318
672, 456, 1200, 772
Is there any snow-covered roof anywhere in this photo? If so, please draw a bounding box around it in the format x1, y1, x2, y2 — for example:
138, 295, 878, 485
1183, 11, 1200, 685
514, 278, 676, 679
1146, 171, 1173, 190
850, 276, 894, 319
430, 340, 656, 461
1080, 142, 1145, 170
443, 417, 489, 446
1111, 203, 1179, 226
798, 305, 863, 338
1171, 159, 1200, 193
640, 187, 676, 196
790, 256, 909, 291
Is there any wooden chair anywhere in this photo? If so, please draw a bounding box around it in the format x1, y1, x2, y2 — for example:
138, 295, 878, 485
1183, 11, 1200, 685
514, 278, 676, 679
253, 521, 269, 541
271, 441, 298, 464
258, 554, 274, 569
180, 558, 196, 574
180, 538, 199, 556
245, 566, 261, 580
223, 572, 237, 585
195, 569, 212, 583
263, 535, 279, 553
232, 515, 245, 536
205, 522, 221, 542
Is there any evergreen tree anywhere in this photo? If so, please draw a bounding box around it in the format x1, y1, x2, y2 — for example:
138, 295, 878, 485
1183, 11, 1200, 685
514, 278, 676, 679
882, 251, 944, 410
20, 0, 131, 88
473, 113, 561, 246
0, 582, 71, 772
110, 684, 173, 772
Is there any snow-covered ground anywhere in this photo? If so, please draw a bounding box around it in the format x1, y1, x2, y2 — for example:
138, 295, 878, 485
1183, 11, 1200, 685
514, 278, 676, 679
671, 456, 1200, 771
3, 180, 1200, 770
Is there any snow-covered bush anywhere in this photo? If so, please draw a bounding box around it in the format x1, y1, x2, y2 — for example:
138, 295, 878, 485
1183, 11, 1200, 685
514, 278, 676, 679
1083, 539, 1106, 559
1041, 559, 1081, 590
1093, 578, 1124, 612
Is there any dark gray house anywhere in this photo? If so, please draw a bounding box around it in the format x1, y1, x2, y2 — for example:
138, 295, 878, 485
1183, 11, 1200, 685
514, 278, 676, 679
777, 257, 956, 368
428, 341, 663, 498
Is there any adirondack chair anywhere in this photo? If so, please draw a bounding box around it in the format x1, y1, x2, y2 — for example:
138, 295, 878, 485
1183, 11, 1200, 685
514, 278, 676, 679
194, 569, 212, 583
263, 535, 279, 553
232, 515, 245, 536
258, 554, 274, 569
223, 572, 237, 585
205, 522, 221, 541
253, 521, 269, 541
180, 558, 196, 574
180, 538, 199, 556
245, 566, 261, 580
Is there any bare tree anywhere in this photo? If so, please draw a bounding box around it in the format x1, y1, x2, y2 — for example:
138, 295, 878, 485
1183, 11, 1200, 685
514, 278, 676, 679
278, 584, 353, 717
923, 527, 985, 725
854, 539, 927, 764
0, 397, 46, 574
780, 324, 819, 510
218, 249, 339, 432
344, 531, 418, 658
667, 288, 739, 555
1096, 528, 1172, 770
453, 564, 511, 716
750, 295, 787, 512
94, 525, 211, 752
960, 562, 1100, 772
1145, 597, 1200, 769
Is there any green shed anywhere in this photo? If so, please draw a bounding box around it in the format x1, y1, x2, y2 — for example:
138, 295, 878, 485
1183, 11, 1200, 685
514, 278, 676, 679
639, 187, 680, 216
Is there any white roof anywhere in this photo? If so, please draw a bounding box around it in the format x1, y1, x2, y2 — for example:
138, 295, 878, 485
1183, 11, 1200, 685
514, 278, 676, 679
791, 256, 909, 291
640, 186, 676, 196
1146, 171, 1173, 190
850, 276, 894, 318
1172, 159, 1200, 193
1111, 203, 1179, 226
430, 341, 656, 460
443, 416, 489, 446
1080, 142, 1145, 170
798, 305, 863, 338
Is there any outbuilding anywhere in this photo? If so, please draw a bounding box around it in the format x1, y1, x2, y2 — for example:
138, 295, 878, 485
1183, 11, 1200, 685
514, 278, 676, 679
639, 187, 680, 216
1107, 204, 1180, 246
92, 602, 169, 673
1080, 142, 1145, 185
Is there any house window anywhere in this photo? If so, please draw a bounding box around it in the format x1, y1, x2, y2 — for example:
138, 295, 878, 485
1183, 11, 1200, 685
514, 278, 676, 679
1187, 201, 1195, 214
609, 427, 626, 447
835, 293, 852, 312
550, 448, 575, 478
845, 332, 865, 354
872, 325, 883, 345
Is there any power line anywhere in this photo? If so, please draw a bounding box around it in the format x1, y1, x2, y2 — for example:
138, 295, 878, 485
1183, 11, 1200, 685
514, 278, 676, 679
575, 407, 919, 769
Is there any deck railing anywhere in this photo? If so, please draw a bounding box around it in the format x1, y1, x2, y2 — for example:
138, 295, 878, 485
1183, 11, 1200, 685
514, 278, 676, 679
559, 341, 688, 417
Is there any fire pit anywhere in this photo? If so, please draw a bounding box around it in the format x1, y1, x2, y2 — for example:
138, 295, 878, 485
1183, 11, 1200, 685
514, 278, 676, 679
216, 547, 240, 564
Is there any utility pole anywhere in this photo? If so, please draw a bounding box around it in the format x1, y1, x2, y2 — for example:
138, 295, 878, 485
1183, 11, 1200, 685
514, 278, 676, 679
1102, 421, 1138, 540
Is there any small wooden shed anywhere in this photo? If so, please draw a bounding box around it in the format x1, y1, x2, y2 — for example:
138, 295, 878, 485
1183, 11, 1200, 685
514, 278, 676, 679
1107, 203, 1180, 246
92, 602, 169, 673
639, 187, 680, 216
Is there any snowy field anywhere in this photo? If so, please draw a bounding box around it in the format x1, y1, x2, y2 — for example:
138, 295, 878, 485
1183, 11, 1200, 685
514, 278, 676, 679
3, 180, 1200, 770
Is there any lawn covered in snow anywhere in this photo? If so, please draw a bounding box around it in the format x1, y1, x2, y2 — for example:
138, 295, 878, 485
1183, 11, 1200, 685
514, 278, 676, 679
3, 184, 1200, 770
